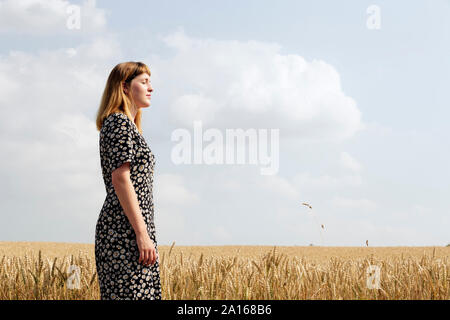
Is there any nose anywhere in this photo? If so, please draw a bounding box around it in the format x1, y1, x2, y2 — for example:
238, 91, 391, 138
148, 84, 153, 92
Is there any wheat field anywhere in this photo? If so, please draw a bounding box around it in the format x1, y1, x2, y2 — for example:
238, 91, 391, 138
0, 241, 448, 300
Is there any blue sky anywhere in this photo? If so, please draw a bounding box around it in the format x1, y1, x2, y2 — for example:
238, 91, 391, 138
0, 0, 448, 246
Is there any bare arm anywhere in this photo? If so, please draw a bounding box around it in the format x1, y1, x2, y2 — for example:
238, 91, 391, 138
112, 162, 157, 266
112, 162, 146, 235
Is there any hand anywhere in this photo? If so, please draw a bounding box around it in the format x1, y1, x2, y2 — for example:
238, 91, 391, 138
136, 232, 157, 266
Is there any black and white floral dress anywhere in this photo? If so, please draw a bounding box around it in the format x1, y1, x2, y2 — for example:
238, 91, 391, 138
95, 112, 161, 300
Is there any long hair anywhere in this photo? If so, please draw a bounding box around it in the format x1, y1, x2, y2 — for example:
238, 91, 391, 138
96, 61, 151, 134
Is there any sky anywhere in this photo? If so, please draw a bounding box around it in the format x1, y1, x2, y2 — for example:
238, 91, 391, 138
0, 0, 449, 246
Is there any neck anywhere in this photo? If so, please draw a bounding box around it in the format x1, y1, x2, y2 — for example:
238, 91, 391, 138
129, 104, 138, 121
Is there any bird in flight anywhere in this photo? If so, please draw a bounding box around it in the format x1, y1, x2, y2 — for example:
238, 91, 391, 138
302, 202, 312, 209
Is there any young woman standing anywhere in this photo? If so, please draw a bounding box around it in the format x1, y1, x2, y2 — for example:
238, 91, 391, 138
94, 61, 161, 300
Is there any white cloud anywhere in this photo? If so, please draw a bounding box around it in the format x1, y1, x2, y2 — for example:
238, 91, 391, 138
260, 174, 300, 200
411, 204, 432, 217
153, 173, 200, 206
392, 204, 434, 220
0, 0, 107, 34
340, 151, 362, 172
152, 173, 200, 245
0, 35, 121, 130
292, 171, 362, 190
171, 93, 221, 124
331, 196, 377, 211
211, 225, 232, 242
51, 112, 98, 148
152, 27, 364, 142
0, 35, 124, 242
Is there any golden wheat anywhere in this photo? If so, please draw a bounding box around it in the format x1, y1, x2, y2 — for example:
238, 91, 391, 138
0, 242, 448, 299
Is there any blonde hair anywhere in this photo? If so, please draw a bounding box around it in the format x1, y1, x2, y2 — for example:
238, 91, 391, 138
95, 61, 151, 134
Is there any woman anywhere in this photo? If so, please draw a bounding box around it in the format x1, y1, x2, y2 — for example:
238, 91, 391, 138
94, 61, 162, 300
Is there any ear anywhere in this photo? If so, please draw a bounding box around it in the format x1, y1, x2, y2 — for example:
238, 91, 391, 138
122, 82, 128, 94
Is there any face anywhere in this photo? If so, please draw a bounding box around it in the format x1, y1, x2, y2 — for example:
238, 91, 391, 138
125, 73, 153, 108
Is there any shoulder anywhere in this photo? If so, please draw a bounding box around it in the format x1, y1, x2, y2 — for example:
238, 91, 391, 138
101, 113, 135, 137
103, 112, 126, 125
103, 113, 133, 129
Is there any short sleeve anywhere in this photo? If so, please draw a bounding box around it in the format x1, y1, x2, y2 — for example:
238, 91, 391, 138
103, 113, 136, 173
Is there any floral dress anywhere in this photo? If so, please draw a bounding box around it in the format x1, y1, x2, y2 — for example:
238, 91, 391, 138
94, 112, 161, 300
